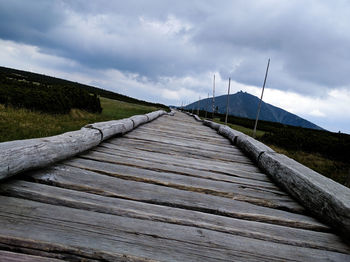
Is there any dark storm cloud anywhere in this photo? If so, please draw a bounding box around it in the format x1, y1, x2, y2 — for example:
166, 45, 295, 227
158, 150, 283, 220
1, 0, 350, 95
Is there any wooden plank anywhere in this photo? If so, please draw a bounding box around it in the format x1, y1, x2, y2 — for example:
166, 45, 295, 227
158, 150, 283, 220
0, 250, 65, 262
92, 146, 259, 173
80, 150, 269, 182
1, 180, 347, 254
108, 136, 247, 157
66, 158, 302, 212
130, 128, 231, 146
99, 141, 253, 165
123, 133, 241, 155
0, 196, 348, 262
70, 155, 285, 200
27, 165, 329, 231
100, 141, 253, 164
90, 145, 280, 189
137, 124, 219, 137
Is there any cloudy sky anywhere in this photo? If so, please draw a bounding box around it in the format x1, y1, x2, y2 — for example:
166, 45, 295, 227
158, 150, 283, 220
1, 0, 350, 133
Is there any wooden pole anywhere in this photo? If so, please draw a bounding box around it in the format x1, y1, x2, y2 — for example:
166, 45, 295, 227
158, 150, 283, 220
197, 96, 200, 116
205, 92, 209, 118
225, 78, 231, 125
253, 58, 270, 138
212, 74, 215, 119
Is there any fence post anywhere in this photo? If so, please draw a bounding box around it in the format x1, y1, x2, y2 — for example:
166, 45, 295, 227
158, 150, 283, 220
253, 59, 270, 138
212, 74, 215, 119
225, 78, 231, 125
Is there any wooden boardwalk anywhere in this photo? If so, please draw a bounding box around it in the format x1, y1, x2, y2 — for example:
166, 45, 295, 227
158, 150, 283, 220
0, 112, 349, 261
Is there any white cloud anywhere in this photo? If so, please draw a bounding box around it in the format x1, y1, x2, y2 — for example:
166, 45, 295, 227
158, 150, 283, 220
1, 1, 350, 133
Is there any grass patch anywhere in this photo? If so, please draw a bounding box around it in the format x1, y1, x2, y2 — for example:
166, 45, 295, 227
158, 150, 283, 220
210, 117, 265, 137
268, 144, 350, 187
0, 97, 160, 142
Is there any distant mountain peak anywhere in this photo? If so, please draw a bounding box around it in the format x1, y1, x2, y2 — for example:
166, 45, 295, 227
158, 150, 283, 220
185, 91, 324, 130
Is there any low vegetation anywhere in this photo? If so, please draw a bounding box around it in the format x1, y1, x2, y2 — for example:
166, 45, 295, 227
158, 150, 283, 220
0, 97, 160, 142
189, 109, 350, 187
0, 75, 102, 114
0, 66, 168, 110
0, 66, 168, 142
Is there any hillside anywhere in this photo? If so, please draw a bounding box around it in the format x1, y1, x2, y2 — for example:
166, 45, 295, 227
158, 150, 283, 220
0, 66, 168, 110
184, 91, 323, 130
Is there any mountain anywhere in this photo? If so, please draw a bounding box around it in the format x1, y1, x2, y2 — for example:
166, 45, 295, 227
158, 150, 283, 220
184, 91, 323, 130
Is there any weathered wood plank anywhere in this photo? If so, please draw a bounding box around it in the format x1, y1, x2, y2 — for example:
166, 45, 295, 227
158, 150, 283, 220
108, 136, 246, 157
123, 133, 240, 155
0, 250, 65, 262
130, 128, 231, 146
1, 180, 347, 254
81, 150, 268, 182
27, 165, 329, 230
137, 124, 219, 137
98, 142, 254, 165
92, 145, 260, 172
0, 196, 348, 262
66, 158, 302, 212
88, 145, 279, 189
101, 140, 252, 164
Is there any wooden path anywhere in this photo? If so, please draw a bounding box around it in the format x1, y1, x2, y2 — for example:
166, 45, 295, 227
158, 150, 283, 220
0, 112, 349, 261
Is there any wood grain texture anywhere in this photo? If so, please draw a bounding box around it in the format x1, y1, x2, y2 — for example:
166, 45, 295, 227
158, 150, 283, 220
0, 196, 349, 262
0, 251, 65, 262
259, 152, 350, 239
0, 110, 348, 261
1, 180, 347, 254
27, 164, 328, 230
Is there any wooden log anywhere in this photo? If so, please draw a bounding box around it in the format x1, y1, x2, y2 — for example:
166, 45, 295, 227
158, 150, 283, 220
259, 152, 350, 239
193, 114, 202, 122
0, 128, 101, 181
203, 119, 222, 130
129, 115, 149, 128
217, 125, 275, 163
0, 110, 166, 181
85, 119, 130, 141
167, 110, 175, 116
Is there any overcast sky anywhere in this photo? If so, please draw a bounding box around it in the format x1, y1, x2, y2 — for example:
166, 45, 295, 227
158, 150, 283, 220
1, 0, 350, 133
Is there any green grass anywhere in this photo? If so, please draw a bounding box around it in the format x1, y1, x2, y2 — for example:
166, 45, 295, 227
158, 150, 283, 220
210, 117, 266, 137
268, 145, 350, 187
0, 97, 160, 142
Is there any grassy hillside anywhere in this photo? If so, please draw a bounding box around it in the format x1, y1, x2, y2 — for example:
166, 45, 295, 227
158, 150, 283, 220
0, 66, 168, 110
0, 66, 168, 142
0, 97, 160, 142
